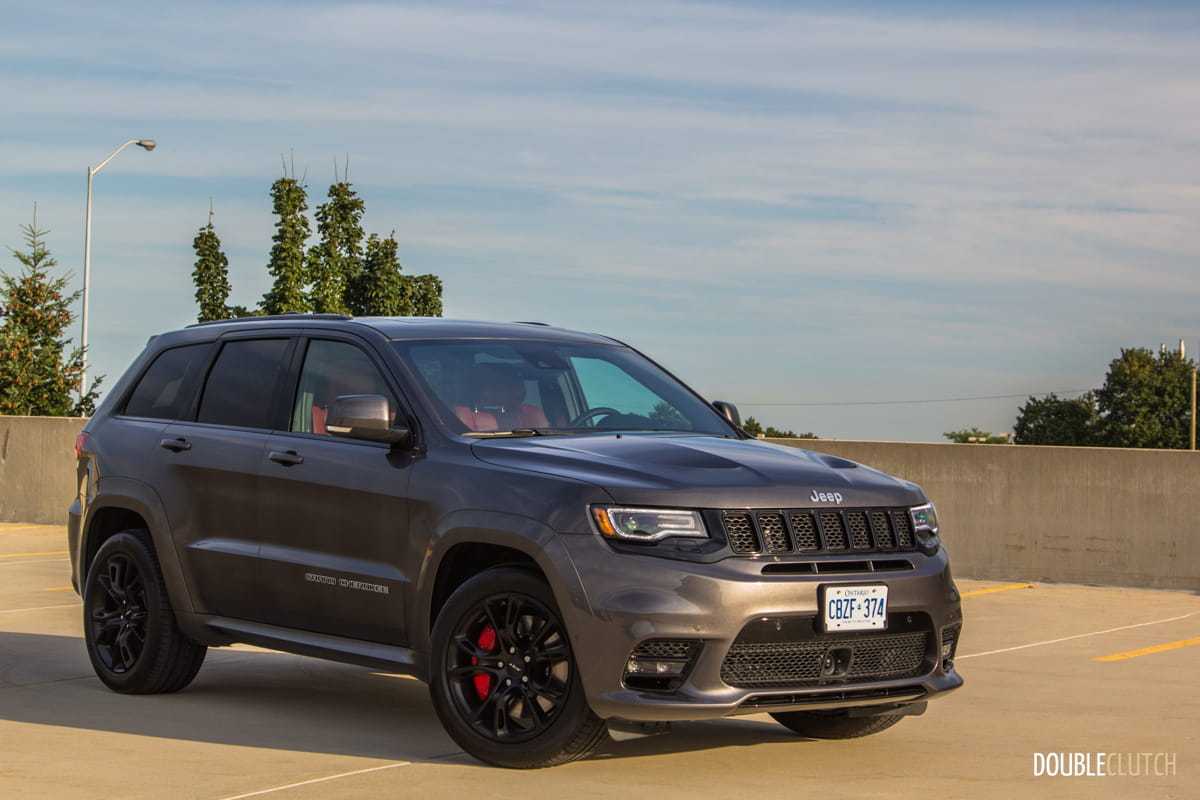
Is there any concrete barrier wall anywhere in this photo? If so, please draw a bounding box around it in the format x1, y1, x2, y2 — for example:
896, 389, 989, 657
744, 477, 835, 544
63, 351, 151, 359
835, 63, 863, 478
0, 416, 86, 524
0, 416, 1195, 589
772, 438, 1199, 591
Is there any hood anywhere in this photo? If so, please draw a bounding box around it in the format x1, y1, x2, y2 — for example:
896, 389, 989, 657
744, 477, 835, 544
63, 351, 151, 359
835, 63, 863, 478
470, 434, 925, 509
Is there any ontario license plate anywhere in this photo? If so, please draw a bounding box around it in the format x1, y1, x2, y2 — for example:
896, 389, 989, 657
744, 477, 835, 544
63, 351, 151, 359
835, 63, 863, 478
822, 585, 888, 631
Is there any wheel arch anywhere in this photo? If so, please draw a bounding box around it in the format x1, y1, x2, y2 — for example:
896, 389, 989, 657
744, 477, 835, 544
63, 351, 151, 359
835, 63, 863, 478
412, 510, 594, 674
79, 478, 197, 623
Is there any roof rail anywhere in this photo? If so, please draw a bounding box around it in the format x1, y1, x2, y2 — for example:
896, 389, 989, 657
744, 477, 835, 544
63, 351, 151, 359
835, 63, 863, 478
513, 320, 550, 326
187, 312, 352, 328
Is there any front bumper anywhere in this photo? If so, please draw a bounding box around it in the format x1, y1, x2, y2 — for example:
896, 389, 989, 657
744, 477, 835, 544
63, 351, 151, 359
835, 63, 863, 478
557, 534, 963, 721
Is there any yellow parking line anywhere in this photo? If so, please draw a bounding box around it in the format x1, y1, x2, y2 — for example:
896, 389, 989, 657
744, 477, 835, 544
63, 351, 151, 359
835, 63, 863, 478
1094, 635, 1200, 663
44, 586, 75, 592
0, 550, 68, 560
960, 582, 1034, 598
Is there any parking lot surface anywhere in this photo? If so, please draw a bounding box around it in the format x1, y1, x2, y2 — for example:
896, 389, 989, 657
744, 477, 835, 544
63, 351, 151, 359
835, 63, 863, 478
0, 522, 1194, 799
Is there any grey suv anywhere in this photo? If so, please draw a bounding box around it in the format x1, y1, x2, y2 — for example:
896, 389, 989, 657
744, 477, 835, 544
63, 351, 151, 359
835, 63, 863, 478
68, 315, 963, 768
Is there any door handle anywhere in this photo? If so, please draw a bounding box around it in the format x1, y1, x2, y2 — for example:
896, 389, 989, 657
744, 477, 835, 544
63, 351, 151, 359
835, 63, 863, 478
159, 437, 191, 453
268, 450, 304, 466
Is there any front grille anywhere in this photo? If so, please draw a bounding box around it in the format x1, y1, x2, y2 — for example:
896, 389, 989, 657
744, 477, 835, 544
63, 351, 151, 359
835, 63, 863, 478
720, 507, 919, 557
723, 513, 759, 554
721, 630, 931, 688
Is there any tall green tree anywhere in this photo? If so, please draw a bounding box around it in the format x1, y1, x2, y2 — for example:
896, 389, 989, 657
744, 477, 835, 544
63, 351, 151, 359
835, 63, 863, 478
191, 204, 231, 322
1013, 392, 1099, 446
354, 233, 410, 316
1095, 348, 1194, 449
307, 177, 365, 314
0, 209, 100, 416
261, 175, 311, 315
407, 273, 444, 317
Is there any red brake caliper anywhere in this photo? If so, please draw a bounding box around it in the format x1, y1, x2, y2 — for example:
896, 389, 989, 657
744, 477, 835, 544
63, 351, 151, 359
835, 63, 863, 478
472, 624, 497, 700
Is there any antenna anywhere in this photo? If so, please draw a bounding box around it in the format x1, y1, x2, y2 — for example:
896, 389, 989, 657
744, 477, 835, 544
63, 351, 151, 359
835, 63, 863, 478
208, 197, 214, 227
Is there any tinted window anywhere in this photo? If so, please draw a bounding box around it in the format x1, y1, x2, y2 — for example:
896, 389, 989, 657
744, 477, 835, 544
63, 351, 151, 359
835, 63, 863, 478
197, 339, 289, 429
291, 340, 396, 435
124, 344, 209, 420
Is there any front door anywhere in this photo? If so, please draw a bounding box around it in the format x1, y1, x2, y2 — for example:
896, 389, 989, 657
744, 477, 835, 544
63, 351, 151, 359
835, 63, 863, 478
253, 336, 415, 644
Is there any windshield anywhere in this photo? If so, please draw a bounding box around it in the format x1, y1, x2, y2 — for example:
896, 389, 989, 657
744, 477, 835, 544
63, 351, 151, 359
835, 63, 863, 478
393, 339, 733, 437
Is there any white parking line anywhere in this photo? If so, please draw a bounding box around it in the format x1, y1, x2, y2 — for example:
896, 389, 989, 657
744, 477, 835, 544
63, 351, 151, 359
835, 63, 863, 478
0, 557, 70, 567
216, 762, 413, 800
957, 611, 1199, 659
0, 602, 81, 615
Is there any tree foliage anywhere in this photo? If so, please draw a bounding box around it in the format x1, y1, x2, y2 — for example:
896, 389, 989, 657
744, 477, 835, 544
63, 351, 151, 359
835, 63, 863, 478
0, 210, 100, 416
1094, 348, 1194, 449
1013, 392, 1098, 445
204, 160, 444, 321
742, 416, 817, 438
943, 427, 1009, 444
307, 179, 364, 314
191, 207, 231, 322
354, 232, 409, 316
261, 176, 311, 315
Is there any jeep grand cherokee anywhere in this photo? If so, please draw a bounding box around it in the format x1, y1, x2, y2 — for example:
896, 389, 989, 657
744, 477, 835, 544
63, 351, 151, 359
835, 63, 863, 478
68, 315, 963, 768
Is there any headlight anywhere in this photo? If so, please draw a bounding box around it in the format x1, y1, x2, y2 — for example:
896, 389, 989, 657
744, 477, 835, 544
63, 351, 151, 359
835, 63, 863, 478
909, 502, 940, 555
590, 506, 708, 542
909, 502, 939, 534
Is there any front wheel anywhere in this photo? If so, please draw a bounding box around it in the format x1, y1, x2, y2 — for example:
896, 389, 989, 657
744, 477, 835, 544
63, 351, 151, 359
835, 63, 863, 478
429, 567, 606, 768
770, 710, 904, 739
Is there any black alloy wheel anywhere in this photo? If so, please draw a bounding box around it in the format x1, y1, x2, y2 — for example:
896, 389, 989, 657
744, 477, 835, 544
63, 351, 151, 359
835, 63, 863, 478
82, 529, 207, 694
445, 592, 572, 743
87, 552, 149, 673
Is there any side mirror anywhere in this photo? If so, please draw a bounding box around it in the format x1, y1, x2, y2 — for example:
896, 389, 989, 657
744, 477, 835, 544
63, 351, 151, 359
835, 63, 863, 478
327, 394, 411, 447
712, 400, 741, 427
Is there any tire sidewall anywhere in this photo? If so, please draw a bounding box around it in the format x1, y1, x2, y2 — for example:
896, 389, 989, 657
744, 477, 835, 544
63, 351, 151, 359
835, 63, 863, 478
429, 567, 598, 767
83, 531, 171, 692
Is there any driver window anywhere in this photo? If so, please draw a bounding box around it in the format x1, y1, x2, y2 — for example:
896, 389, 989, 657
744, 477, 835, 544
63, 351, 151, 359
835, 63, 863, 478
291, 340, 395, 436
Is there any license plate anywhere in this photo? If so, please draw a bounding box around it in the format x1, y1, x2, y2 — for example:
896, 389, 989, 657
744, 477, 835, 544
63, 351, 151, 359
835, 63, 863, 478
822, 584, 888, 631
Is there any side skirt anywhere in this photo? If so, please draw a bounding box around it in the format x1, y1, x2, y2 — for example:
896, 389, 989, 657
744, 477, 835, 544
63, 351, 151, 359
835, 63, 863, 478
203, 615, 425, 679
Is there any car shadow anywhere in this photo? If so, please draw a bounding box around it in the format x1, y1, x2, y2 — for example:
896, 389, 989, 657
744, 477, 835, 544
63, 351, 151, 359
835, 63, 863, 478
0, 631, 807, 765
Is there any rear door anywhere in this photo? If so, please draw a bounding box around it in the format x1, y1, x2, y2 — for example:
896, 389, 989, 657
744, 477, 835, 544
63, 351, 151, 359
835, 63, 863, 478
253, 334, 415, 644
158, 335, 295, 620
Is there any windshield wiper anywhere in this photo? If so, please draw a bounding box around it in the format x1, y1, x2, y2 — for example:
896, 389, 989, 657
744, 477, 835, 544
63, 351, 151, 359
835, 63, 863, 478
462, 428, 554, 438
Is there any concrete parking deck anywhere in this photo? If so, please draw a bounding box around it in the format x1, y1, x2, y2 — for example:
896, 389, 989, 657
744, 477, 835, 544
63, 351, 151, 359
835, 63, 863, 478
0, 523, 1194, 799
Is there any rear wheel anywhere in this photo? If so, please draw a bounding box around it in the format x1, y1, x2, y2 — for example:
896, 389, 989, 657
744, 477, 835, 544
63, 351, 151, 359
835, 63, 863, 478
770, 710, 904, 739
429, 567, 606, 768
83, 529, 206, 694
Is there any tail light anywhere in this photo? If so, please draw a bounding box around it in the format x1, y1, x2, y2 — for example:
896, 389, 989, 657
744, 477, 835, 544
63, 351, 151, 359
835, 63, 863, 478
74, 432, 90, 460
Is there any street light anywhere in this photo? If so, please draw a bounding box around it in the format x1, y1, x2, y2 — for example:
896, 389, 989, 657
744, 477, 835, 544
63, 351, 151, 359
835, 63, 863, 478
80, 138, 156, 399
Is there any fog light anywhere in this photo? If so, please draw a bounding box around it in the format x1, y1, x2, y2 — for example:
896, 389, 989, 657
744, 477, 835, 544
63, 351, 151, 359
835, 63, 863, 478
625, 657, 688, 677
941, 641, 953, 659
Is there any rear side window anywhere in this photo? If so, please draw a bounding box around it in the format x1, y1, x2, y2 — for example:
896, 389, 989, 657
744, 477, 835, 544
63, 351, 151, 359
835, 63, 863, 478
124, 344, 209, 420
197, 339, 290, 429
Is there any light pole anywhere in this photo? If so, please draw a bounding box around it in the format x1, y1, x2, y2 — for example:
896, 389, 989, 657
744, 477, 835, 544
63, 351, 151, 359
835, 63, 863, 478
80, 138, 156, 398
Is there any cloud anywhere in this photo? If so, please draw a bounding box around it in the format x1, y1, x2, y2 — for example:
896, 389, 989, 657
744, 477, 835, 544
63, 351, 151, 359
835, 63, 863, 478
2, 1, 1198, 439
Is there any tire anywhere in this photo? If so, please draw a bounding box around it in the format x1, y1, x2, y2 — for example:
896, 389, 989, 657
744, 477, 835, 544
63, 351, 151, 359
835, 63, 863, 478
83, 529, 207, 694
429, 567, 607, 768
770, 710, 904, 739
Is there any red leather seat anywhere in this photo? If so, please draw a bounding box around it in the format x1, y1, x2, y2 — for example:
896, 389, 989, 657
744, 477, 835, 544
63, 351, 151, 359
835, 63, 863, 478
455, 405, 500, 431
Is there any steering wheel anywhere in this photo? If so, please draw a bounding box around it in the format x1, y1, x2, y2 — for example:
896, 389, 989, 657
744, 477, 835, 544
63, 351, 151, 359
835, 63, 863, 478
568, 407, 621, 428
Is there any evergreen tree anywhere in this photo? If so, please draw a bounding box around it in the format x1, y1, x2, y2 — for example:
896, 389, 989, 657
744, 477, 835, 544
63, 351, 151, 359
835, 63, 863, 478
356, 233, 411, 316
307, 175, 365, 314
191, 204, 231, 322
261, 174, 311, 314
0, 208, 100, 416
407, 273, 444, 317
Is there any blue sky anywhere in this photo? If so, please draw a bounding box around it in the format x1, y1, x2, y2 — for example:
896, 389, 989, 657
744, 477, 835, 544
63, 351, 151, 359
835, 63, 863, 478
2, 1, 1198, 441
